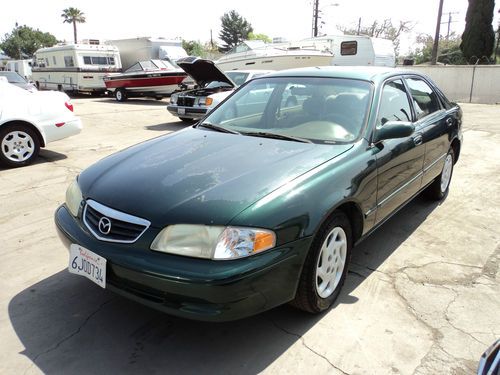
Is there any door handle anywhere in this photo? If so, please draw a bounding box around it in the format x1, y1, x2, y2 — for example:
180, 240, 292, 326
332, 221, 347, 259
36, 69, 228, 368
413, 134, 423, 145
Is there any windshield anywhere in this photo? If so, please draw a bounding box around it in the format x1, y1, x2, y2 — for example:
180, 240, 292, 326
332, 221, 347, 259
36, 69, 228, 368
202, 77, 372, 143
0, 71, 26, 83
225, 71, 250, 86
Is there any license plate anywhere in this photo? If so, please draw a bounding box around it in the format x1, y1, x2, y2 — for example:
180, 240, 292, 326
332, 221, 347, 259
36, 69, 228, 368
178, 108, 185, 115
69, 244, 106, 288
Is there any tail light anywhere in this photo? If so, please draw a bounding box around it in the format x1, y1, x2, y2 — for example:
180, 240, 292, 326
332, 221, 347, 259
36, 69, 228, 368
65, 101, 74, 112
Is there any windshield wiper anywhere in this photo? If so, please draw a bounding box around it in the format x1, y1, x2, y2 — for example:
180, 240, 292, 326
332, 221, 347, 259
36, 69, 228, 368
242, 131, 313, 144
197, 122, 240, 135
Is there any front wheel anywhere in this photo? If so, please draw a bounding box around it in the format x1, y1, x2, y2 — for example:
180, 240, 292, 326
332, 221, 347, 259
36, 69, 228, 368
115, 88, 127, 102
425, 148, 455, 200
291, 210, 352, 313
0, 124, 40, 168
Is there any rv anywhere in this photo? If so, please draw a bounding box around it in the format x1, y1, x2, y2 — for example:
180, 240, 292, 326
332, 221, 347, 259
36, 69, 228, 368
5, 60, 33, 80
303, 35, 396, 67
106, 37, 188, 70
31, 42, 122, 93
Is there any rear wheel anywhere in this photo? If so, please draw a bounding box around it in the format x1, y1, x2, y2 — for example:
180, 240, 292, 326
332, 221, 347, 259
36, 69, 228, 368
425, 148, 454, 200
0, 124, 40, 168
291, 210, 352, 313
115, 88, 127, 102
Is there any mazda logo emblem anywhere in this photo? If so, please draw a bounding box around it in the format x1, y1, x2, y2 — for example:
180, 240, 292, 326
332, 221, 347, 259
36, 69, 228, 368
98, 217, 112, 235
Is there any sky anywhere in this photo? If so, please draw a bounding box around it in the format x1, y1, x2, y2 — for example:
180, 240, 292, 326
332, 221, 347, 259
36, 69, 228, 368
1, 0, 499, 55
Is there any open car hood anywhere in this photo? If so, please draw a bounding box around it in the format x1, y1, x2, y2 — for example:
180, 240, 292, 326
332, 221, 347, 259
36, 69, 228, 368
176, 56, 234, 87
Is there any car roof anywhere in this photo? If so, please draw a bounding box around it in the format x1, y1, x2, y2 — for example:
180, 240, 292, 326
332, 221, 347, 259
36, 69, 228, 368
264, 66, 419, 84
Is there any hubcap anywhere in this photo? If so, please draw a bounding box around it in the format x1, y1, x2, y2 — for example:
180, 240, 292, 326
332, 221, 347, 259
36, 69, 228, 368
1, 130, 35, 162
116, 91, 122, 100
315, 226, 347, 298
440, 154, 453, 193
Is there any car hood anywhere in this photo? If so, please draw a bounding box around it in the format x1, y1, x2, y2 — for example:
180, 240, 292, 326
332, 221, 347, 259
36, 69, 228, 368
176, 56, 234, 87
78, 127, 352, 228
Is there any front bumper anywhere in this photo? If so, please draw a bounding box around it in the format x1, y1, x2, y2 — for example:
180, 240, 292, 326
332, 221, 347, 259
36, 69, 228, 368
55, 205, 311, 321
167, 105, 207, 120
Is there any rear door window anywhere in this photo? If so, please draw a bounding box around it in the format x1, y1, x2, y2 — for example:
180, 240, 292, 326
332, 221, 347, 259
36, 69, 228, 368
405, 77, 442, 120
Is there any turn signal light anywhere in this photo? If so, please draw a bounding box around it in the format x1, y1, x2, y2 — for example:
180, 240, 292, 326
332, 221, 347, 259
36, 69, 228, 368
205, 97, 213, 106
253, 232, 276, 252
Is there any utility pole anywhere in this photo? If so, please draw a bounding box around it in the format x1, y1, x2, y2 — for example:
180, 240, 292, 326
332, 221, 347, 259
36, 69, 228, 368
357, 17, 362, 35
440, 11, 459, 39
431, 0, 444, 65
312, 0, 320, 37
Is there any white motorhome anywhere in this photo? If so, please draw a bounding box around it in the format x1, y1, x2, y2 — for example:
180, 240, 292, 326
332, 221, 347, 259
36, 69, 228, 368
106, 37, 188, 70
32, 42, 122, 93
5, 60, 33, 80
304, 35, 396, 67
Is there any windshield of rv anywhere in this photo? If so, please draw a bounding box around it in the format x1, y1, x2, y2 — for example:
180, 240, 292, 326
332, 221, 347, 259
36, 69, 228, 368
201, 77, 372, 144
0, 71, 26, 83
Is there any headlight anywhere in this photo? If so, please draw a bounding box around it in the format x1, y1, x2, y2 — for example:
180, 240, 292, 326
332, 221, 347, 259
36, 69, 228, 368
198, 97, 206, 106
150, 225, 276, 260
65, 179, 83, 217
170, 93, 178, 105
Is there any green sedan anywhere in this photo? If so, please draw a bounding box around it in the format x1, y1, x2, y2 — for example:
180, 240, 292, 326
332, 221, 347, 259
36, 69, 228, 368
56, 66, 462, 321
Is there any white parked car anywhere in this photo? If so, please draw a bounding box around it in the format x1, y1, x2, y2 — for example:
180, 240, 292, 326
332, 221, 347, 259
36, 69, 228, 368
168, 57, 273, 122
0, 78, 82, 168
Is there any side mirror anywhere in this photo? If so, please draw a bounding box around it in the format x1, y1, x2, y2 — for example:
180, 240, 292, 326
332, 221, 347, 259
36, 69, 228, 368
374, 121, 414, 143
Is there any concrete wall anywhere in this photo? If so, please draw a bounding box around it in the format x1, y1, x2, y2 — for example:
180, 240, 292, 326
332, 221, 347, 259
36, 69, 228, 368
401, 65, 500, 104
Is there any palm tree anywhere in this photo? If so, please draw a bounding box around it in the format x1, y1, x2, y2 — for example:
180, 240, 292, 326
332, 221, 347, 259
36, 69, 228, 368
61, 7, 86, 44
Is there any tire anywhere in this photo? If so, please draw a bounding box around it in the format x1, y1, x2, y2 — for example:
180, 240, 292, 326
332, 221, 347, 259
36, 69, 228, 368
0, 124, 40, 168
291, 210, 352, 313
179, 117, 195, 122
115, 88, 127, 102
425, 148, 454, 200
155, 96, 163, 101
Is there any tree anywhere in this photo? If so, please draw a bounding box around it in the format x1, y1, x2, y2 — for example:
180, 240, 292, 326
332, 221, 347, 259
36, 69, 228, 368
0, 25, 57, 59
61, 7, 86, 44
182, 40, 205, 57
460, 0, 495, 63
219, 10, 253, 50
410, 33, 466, 65
339, 19, 413, 56
247, 32, 272, 43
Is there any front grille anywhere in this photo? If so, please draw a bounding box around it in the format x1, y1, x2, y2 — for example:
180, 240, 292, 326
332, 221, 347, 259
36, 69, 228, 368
83, 200, 150, 243
177, 96, 195, 107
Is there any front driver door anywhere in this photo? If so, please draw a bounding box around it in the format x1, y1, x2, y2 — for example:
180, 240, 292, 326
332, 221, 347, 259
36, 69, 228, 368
373, 78, 425, 224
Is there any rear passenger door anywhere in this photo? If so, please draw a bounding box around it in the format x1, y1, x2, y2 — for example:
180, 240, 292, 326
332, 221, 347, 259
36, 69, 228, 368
403, 76, 453, 187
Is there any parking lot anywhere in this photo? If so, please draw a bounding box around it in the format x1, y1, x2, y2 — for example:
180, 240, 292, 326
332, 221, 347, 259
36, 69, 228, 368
0, 97, 499, 374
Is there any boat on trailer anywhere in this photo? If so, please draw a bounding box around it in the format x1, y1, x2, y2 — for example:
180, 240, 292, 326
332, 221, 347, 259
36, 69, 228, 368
103, 59, 187, 101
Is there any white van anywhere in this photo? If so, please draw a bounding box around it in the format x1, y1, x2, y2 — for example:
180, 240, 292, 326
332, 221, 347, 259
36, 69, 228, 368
32, 42, 122, 93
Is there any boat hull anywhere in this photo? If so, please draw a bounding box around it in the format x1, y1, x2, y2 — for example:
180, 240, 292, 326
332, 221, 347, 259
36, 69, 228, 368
215, 54, 333, 71
104, 73, 186, 95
